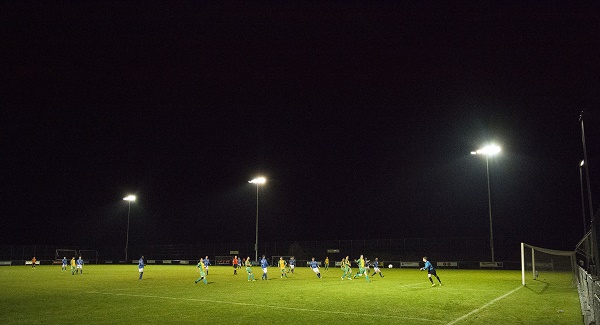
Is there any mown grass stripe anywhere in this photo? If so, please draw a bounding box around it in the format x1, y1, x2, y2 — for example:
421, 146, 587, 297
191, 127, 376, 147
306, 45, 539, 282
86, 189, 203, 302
446, 286, 523, 325
94, 291, 445, 323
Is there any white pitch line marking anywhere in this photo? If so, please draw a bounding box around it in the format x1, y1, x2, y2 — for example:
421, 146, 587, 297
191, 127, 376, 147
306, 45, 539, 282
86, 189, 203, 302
93, 291, 444, 323
440, 288, 509, 293
446, 286, 523, 325
397, 282, 431, 288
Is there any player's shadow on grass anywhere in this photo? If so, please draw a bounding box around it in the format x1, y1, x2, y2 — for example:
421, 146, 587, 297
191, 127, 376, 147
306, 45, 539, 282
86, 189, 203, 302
524, 279, 550, 294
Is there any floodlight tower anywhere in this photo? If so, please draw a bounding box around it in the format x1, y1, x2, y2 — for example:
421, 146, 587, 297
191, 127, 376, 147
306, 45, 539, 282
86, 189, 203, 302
580, 111, 598, 276
123, 195, 136, 263
249, 177, 266, 262
580, 160, 587, 235
471, 145, 501, 262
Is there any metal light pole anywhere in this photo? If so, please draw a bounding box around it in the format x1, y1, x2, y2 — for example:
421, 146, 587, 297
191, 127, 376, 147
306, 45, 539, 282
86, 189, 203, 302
580, 113, 595, 229
580, 160, 587, 235
123, 195, 136, 263
249, 177, 266, 262
580, 112, 598, 275
472, 145, 501, 263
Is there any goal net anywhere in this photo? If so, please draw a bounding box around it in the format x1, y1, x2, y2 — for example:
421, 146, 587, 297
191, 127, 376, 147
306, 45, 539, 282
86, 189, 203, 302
521, 242, 577, 286
55, 249, 78, 260
79, 250, 99, 264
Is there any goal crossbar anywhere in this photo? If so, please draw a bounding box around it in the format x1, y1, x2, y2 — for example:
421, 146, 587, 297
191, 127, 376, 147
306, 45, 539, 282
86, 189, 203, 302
521, 242, 576, 286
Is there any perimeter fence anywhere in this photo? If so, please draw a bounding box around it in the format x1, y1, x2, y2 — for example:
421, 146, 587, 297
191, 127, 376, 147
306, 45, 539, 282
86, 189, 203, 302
0, 236, 523, 265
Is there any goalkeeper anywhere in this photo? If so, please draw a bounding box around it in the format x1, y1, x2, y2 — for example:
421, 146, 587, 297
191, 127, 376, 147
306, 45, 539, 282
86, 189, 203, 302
420, 257, 442, 287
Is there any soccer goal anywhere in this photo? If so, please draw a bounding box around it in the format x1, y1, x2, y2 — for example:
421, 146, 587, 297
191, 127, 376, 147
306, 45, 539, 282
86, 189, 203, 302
55, 249, 78, 260
521, 242, 577, 286
79, 250, 99, 264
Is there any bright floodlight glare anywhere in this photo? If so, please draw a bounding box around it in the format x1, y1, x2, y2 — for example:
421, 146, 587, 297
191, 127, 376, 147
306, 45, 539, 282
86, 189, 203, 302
473, 144, 501, 156
581, 160, 585, 167
249, 177, 266, 184
123, 195, 136, 201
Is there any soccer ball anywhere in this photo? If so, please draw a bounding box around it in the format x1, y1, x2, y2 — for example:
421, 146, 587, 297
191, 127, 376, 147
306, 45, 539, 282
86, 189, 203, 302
388, 264, 393, 269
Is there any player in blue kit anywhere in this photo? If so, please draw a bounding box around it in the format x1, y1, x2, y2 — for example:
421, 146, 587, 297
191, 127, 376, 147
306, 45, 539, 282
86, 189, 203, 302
288, 257, 296, 273
371, 257, 384, 278
421, 257, 442, 287
260, 255, 269, 280
204, 256, 210, 275
138, 256, 145, 280
61, 257, 67, 272
309, 257, 321, 278
76, 256, 84, 274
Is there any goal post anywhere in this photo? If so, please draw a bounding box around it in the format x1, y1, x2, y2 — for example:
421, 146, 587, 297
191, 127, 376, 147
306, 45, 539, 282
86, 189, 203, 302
78, 250, 99, 264
55, 249, 78, 260
521, 242, 576, 286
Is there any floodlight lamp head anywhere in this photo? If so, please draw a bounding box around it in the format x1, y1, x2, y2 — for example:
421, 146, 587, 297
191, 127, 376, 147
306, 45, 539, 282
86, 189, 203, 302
249, 177, 266, 184
123, 195, 136, 201
473, 144, 501, 156
581, 160, 585, 167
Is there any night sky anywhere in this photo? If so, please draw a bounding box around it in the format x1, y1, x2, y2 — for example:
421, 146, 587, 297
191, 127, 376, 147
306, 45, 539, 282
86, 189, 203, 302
2, 2, 599, 254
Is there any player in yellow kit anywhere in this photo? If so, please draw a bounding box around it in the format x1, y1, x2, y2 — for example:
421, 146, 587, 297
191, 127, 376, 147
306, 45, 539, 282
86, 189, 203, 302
278, 257, 288, 278
354, 255, 371, 282
245, 256, 256, 281
341, 256, 353, 280
195, 258, 207, 284
70, 257, 76, 275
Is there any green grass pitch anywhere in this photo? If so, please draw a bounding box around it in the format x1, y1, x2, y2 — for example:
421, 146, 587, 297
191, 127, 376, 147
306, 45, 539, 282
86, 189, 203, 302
0, 265, 581, 324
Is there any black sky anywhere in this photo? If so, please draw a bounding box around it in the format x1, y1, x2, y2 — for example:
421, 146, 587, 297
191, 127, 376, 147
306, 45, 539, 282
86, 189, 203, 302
1, 2, 599, 255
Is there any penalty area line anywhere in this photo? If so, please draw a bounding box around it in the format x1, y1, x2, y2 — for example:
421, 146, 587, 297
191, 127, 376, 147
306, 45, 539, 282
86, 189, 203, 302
91, 291, 444, 323
445, 286, 523, 325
